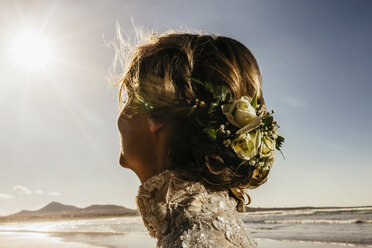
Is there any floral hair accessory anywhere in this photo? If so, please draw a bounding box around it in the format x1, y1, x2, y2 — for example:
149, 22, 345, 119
190, 77, 284, 171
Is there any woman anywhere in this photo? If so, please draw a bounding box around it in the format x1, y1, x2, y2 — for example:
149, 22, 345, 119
116, 32, 283, 247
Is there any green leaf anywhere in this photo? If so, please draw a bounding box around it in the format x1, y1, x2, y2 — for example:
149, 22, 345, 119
275, 135, 286, 159
276, 135, 285, 149
250, 92, 257, 109
190, 77, 215, 96
203, 127, 218, 141
219, 85, 229, 101
278, 149, 286, 160
190, 77, 231, 101
261, 113, 272, 129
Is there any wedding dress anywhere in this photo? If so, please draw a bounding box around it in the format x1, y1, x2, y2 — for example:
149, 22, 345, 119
136, 169, 257, 248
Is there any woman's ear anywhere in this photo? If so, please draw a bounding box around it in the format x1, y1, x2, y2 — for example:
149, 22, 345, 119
147, 117, 163, 133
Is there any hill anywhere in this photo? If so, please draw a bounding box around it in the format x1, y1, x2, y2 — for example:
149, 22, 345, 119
0, 201, 139, 223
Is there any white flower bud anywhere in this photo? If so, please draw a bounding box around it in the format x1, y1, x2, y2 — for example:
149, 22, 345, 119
231, 130, 262, 160
221, 96, 258, 128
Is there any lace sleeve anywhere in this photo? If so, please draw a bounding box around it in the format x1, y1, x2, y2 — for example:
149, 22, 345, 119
137, 170, 257, 248
158, 193, 257, 248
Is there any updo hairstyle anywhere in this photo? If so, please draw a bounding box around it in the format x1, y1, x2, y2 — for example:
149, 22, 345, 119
118, 32, 269, 211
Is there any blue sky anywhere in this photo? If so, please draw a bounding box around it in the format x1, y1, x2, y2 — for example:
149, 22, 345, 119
0, 0, 371, 215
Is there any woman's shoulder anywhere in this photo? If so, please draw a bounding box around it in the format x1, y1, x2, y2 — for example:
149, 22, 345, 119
137, 169, 237, 217
137, 169, 257, 247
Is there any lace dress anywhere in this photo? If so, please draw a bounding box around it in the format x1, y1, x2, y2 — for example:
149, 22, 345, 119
136, 169, 257, 248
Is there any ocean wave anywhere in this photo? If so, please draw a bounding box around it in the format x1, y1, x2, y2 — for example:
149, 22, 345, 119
256, 238, 372, 247
242, 206, 372, 217
263, 219, 372, 224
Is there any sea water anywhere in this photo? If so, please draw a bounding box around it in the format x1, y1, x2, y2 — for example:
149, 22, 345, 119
241, 206, 372, 246
0, 207, 371, 247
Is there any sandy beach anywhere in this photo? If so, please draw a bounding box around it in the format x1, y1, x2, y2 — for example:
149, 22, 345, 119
55, 231, 157, 248
1, 231, 371, 248
0, 231, 158, 248
1, 211, 371, 248
0, 232, 105, 248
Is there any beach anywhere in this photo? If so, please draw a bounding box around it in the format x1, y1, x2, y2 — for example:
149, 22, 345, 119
1, 231, 371, 248
0, 232, 105, 248
0, 206, 371, 248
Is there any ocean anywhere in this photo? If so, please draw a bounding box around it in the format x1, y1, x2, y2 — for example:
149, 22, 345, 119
242, 206, 372, 246
0, 206, 371, 247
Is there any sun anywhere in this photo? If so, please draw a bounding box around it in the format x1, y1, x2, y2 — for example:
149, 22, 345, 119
10, 32, 52, 70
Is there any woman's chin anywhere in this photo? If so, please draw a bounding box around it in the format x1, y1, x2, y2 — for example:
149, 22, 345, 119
119, 153, 127, 168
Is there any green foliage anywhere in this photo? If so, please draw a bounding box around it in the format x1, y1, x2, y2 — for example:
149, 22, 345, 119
190, 77, 215, 97
219, 85, 229, 102
276, 135, 285, 149
190, 77, 230, 102
262, 113, 274, 128
250, 93, 257, 109
203, 127, 218, 141
276, 135, 285, 159
190, 77, 286, 161
190, 77, 232, 134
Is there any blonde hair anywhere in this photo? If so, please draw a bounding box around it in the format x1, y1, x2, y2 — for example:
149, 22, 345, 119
115, 28, 268, 212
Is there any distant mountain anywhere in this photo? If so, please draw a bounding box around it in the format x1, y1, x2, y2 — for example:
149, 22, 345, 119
0, 201, 139, 223
84, 204, 129, 211
36, 201, 81, 214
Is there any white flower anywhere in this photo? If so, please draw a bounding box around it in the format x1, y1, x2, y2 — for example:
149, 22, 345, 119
222, 96, 257, 128
222, 96, 263, 135
259, 136, 275, 158
231, 130, 262, 160
236, 116, 263, 135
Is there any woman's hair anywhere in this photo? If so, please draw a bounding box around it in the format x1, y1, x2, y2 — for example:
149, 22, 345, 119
117, 31, 269, 211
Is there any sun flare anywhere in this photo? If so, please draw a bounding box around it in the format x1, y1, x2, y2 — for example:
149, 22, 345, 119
11, 32, 52, 70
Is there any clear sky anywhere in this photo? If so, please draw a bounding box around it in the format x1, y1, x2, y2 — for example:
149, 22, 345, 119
0, 0, 371, 216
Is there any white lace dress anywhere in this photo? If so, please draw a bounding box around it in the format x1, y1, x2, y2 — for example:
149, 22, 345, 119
136, 169, 257, 248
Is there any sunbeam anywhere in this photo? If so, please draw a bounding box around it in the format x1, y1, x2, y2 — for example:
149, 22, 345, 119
42, 71, 109, 168
10, 31, 52, 70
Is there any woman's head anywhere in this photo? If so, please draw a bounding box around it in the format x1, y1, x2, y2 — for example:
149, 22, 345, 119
117, 32, 269, 210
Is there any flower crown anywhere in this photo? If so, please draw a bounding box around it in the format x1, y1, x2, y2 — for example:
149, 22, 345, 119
190, 77, 285, 171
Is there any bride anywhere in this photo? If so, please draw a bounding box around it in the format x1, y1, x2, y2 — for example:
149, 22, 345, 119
116, 32, 284, 247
